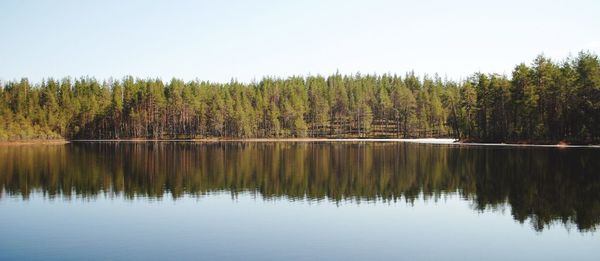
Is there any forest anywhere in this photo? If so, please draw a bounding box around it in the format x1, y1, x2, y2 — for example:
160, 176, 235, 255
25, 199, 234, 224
1, 51, 599, 143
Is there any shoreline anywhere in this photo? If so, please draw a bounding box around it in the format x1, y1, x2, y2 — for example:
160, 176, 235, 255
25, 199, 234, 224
1, 138, 600, 148
0, 139, 70, 146
69, 138, 458, 144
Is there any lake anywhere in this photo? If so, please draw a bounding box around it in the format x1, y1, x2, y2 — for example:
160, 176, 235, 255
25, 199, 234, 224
1, 141, 599, 260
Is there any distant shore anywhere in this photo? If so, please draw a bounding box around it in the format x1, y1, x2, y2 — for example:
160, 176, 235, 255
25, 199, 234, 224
71, 138, 600, 147
0, 139, 70, 146
69, 138, 458, 144
2, 138, 600, 148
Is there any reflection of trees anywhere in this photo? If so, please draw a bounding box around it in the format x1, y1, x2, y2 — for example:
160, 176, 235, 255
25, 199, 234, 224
1, 143, 599, 231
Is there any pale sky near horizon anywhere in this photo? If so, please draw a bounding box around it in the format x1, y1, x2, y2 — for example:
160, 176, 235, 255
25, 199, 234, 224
1, 0, 599, 83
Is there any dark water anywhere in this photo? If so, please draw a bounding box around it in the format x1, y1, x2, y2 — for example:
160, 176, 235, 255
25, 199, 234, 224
1, 142, 599, 260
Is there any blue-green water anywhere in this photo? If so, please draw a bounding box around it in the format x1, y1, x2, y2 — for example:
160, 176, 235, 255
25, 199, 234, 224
1, 142, 599, 260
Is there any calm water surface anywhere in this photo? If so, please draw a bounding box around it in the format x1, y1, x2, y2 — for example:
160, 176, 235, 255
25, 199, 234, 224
1, 142, 599, 260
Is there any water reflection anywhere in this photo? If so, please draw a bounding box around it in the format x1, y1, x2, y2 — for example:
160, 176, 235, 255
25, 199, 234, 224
1, 142, 600, 231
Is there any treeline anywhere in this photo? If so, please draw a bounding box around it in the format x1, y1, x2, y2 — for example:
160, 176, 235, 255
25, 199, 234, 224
1, 52, 599, 142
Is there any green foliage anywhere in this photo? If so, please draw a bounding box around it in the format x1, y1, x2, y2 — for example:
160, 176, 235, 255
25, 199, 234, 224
1, 52, 599, 142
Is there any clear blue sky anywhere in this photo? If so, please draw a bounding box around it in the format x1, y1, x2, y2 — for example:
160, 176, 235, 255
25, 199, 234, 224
1, 0, 599, 83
